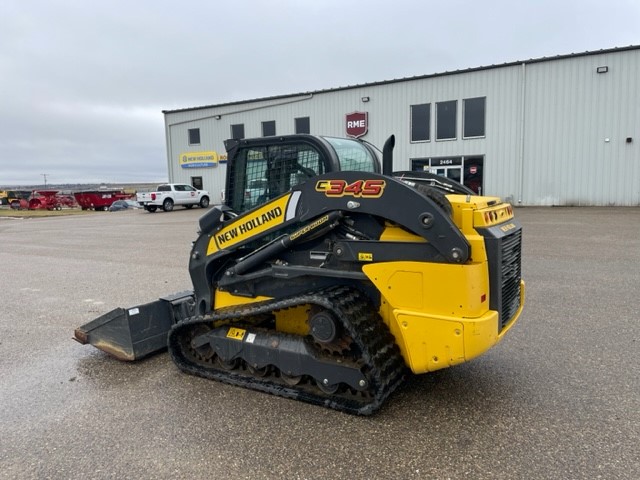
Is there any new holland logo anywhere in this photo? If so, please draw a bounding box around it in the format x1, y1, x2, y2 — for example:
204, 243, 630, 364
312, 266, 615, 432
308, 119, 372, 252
179, 151, 218, 168
216, 206, 283, 246
207, 194, 293, 255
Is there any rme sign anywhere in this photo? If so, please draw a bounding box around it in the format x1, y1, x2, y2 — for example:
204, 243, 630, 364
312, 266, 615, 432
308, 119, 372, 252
345, 111, 368, 138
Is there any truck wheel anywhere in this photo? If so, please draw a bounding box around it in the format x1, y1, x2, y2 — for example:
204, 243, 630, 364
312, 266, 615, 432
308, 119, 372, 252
163, 199, 174, 212
199, 196, 210, 208
146, 206, 157, 213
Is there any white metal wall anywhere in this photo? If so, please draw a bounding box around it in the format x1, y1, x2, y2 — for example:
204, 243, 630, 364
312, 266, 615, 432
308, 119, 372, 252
522, 51, 640, 205
164, 47, 640, 206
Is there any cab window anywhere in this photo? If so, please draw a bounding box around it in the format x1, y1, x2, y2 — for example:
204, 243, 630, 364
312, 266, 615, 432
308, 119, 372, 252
323, 137, 377, 172
230, 142, 326, 213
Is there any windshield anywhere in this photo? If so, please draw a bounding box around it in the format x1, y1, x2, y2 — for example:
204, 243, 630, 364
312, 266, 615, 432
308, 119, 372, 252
323, 137, 378, 172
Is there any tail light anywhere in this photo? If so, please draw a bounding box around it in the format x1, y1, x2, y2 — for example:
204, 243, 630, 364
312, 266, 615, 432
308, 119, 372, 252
151, 193, 156, 200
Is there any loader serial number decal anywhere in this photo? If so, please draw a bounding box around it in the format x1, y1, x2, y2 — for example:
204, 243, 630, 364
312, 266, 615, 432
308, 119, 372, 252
315, 179, 386, 198
226, 327, 246, 340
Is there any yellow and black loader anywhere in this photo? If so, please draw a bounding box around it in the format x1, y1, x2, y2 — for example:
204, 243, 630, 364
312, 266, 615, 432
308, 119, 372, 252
75, 134, 524, 414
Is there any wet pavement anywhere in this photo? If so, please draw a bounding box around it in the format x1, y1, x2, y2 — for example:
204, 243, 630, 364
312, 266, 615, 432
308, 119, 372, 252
0, 207, 638, 479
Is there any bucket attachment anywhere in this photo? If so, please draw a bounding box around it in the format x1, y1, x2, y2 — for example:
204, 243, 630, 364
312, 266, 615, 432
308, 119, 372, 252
74, 291, 194, 361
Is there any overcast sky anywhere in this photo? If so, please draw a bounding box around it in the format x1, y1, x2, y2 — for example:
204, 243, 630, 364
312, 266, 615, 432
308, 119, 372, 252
1, 0, 638, 186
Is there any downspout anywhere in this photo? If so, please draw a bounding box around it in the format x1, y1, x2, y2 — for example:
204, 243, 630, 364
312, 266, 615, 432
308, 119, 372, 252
518, 62, 526, 204
164, 115, 174, 183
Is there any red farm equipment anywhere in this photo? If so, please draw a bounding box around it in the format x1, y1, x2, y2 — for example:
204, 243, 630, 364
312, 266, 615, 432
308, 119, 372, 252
73, 189, 132, 211
28, 190, 64, 210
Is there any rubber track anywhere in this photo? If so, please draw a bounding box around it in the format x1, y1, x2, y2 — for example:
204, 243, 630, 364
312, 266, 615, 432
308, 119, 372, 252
167, 285, 406, 415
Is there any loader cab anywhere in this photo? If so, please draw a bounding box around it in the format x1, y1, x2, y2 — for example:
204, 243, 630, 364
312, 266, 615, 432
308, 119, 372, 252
224, 135, 380, 214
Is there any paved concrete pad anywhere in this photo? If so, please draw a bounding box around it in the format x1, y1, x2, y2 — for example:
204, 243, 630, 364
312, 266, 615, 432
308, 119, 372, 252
0, 207, 638, 479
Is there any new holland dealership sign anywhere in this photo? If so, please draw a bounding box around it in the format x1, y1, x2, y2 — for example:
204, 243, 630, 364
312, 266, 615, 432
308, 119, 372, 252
179, 151, 219, 168
345, 111, 368, 138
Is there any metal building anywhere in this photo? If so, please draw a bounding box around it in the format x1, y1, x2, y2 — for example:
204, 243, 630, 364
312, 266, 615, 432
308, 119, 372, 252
163, 45, 639, 206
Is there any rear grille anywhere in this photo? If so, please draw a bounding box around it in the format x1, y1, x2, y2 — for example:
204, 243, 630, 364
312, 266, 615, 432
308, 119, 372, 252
479, 222, 523, 332
499, 230, 522, 330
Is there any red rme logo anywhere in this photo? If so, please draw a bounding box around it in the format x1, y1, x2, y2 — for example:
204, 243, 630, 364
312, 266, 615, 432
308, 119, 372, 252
345, 111, 368, 138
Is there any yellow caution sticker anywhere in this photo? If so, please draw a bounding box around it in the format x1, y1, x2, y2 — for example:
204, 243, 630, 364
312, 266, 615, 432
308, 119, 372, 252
226, 327, 246, 341
358, 252, 373, 262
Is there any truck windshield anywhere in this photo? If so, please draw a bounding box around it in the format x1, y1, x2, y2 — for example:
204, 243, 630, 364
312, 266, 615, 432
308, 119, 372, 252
323, 137, 377, 172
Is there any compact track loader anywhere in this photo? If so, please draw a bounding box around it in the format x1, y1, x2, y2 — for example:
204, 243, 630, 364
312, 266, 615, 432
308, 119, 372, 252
75, 134, 525, 414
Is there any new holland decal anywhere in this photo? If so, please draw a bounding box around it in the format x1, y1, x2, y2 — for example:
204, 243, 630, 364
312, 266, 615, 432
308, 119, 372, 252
315, 179, 386, 198
207, 194, 293, 255
216, 206, 283, 244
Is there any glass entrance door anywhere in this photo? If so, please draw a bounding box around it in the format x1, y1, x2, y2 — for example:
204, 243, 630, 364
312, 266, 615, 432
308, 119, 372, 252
435, 166, 462, 183
410, 156, 484, 194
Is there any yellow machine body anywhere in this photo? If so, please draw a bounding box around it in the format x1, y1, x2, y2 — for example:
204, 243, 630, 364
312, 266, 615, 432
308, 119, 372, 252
361, 195, 525, 373
210, 194, 524, 375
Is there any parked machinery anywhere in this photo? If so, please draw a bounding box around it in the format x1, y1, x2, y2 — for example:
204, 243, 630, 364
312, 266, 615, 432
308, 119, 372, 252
73, 189, 132, 211
75, 134, 525, 414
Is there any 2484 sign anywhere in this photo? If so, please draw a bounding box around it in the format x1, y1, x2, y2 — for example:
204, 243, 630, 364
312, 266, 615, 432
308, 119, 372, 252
315, 179, 386, 198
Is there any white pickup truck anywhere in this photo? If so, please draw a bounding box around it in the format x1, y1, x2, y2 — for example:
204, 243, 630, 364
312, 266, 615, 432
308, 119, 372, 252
137, 183, 210, 212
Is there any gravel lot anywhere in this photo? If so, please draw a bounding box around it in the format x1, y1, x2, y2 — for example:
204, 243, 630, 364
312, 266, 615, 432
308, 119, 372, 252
0, 206, 638, 479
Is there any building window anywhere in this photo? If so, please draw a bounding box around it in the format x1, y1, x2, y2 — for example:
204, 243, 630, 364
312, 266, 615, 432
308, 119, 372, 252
463, 97, 486, 138
410, 104, 430, 142
295, 117, 310, 134
436, 100, 457, 140
191, 176, 203, 190
410, 158, 430, 171
231, 124, 245, 139
262, 121, 276, 137
188, 128, 200, 145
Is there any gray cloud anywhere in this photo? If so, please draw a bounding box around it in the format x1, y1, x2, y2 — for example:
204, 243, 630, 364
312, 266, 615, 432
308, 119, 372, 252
1, 0, 639, 185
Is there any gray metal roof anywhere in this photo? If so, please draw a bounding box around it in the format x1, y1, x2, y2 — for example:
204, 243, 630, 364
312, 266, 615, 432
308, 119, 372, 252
162, 45, 640, 114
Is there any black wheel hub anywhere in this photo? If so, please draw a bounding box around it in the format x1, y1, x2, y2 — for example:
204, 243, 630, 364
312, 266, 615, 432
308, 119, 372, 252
309, 311, 338, 343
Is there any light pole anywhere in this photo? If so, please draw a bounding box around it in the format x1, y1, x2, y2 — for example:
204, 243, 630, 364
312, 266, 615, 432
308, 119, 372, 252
41, 173, 48, 188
